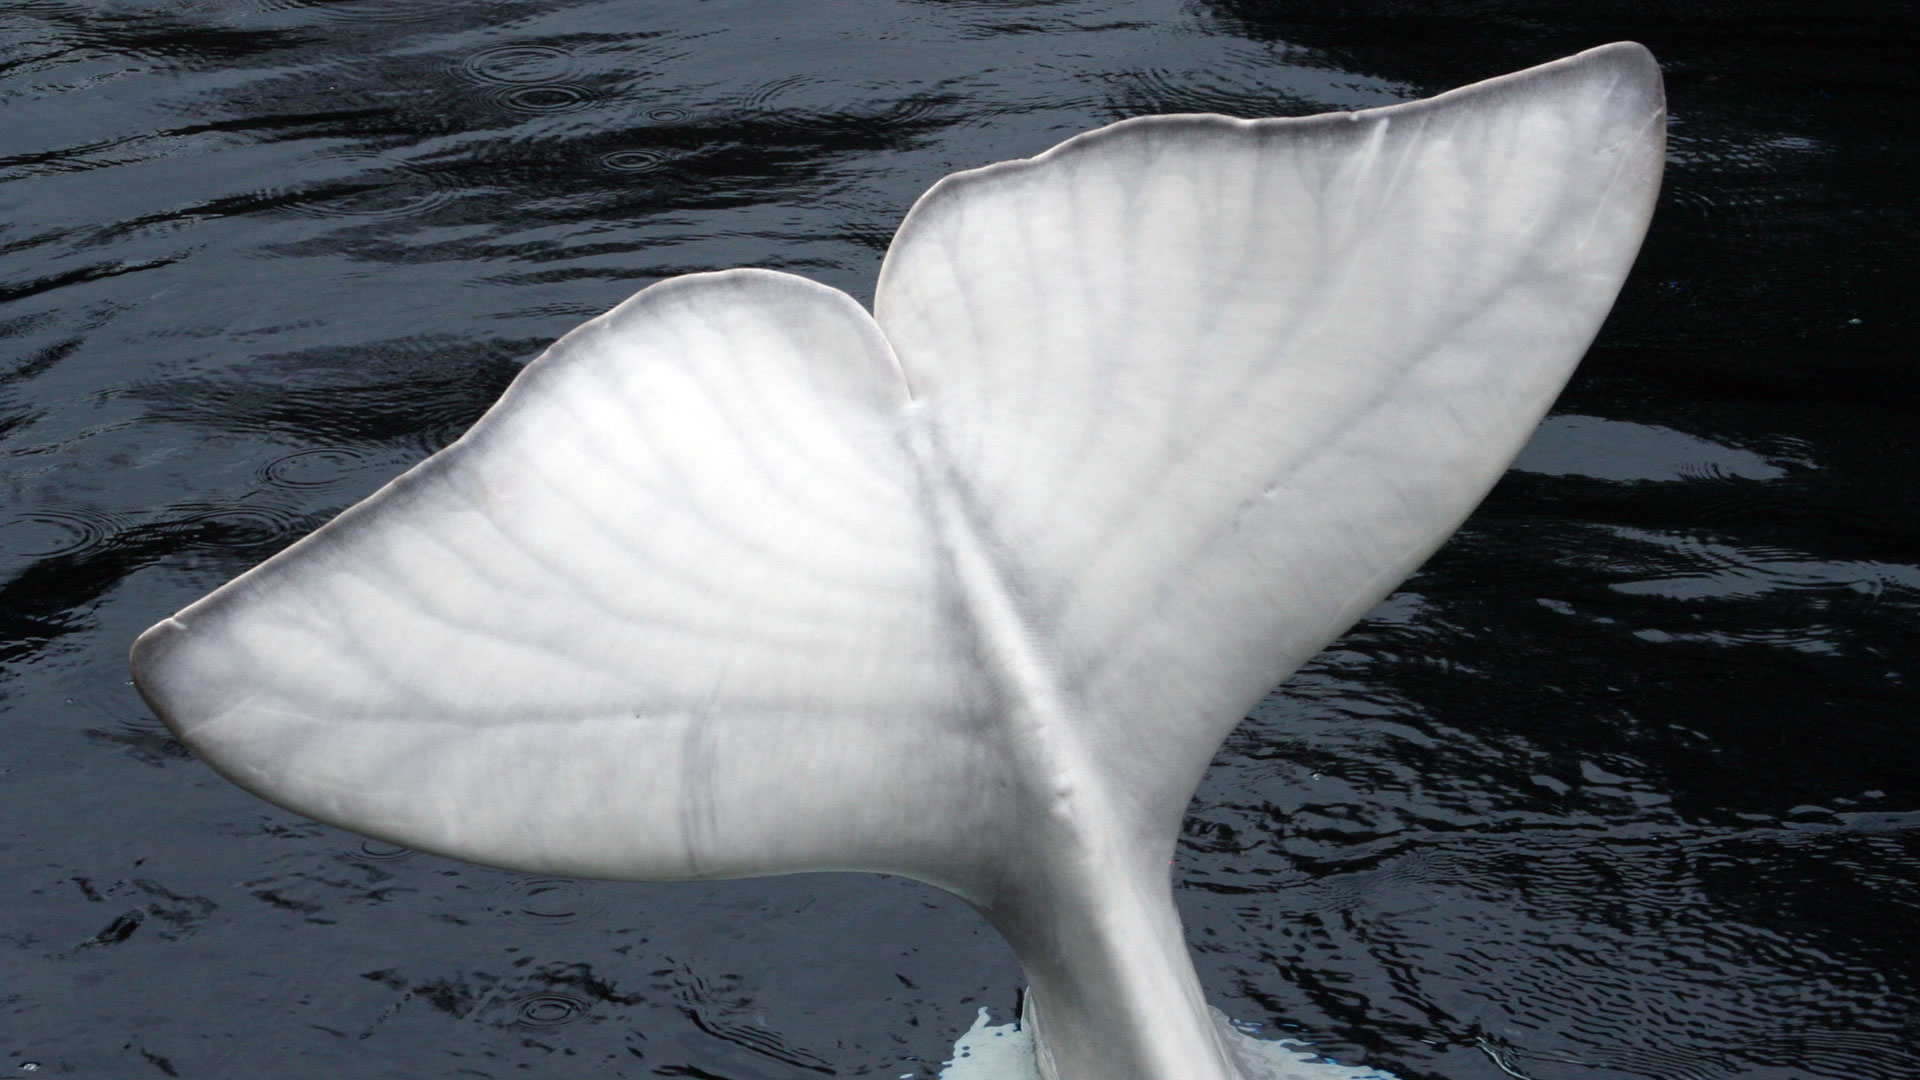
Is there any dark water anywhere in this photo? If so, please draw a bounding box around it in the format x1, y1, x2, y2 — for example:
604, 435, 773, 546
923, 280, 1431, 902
3, 2, 1915, 1078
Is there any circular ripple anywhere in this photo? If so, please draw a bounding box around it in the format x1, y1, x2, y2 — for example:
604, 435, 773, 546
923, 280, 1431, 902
278, 152, 461, 222
489, 875, 602, 926
0, 508, 123, 560
600, 148, 669, 173
514, 992, 588, 1028
1662, 129, 1823, 261
224, 0, 338, 13
353, 840, 413, 862
453, 42, 598, 115
736, 76, 951, 136
516, 877, 589, 920
258, 446, 374, 490
287, 0, 514, 24
460, 42, 579, 85
176, 503, 310, 553
645, 106, 689, 123
498, 83, 595, 114
738, 73, 816, 122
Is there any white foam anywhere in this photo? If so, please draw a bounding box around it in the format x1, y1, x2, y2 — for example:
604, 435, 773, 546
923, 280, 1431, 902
934, 1008, 1400, 1080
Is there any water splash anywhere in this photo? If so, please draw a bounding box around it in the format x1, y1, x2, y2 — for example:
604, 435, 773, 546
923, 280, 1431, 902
935, 1009, 1398, 1080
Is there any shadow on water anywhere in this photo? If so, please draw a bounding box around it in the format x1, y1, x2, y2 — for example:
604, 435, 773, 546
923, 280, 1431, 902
1, 2, 1915, 1079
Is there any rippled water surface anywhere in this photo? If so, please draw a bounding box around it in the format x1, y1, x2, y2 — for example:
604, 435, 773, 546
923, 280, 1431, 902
3, 2, 1915, 1078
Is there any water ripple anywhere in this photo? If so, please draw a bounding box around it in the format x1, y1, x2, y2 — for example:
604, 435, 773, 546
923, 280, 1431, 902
0, 506, 127, 561
0, 6, 1913, 1080
279, 0, 516, 26
256, 445, 384, 491
171, 502, 313, 555
1664, 123, 1828, 259
351, 839, 413, 862
513, 991, 589, 1028
272, 151, 463, 222
485, 874, 603, 927
457, 42, 583, 86
598, 147, 671, 173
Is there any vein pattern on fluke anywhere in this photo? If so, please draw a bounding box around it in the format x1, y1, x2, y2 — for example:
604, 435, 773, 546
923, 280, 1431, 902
133, 43, 1664, 1080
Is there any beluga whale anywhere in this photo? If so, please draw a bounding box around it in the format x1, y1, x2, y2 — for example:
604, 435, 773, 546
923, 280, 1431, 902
132, 42, 1665, 1080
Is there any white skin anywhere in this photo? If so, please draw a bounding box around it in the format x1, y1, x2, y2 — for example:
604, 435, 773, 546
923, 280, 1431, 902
134, 43, 1664, 1080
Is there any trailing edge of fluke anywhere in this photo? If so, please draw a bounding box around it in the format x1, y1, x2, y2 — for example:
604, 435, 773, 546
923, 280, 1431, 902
134, 42, 1664, 1080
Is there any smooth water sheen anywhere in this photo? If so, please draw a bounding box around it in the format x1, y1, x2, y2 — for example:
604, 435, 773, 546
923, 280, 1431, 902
2, 3, 1915, 1080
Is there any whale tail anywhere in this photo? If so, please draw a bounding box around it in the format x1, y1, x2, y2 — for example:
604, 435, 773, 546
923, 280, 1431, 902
132, 43, 1663, 1080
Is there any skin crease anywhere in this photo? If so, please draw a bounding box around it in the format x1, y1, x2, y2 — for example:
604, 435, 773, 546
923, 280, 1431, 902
133, 43, 1663, 1080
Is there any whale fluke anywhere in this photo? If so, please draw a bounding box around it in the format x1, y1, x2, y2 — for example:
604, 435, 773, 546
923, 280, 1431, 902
132, 43, 1664, 1080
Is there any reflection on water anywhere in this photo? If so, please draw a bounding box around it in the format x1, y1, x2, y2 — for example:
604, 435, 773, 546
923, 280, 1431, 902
2, 2, 1914, 1079
1514, 415, 1789, 483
